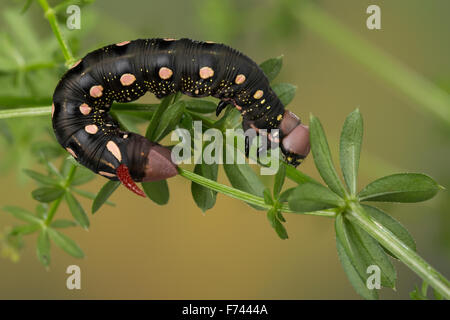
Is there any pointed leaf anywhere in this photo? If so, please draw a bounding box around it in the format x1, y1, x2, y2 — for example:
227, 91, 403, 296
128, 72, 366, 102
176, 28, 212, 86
92, 180, 120, 214
191, 162, 218, 212
71, 167, 95, 186
223, 163, 265, 210
273, 164, 286, 198
259, 55, 283, 82
362, 204, 416, 258
47, 228, 84, 259
37, 229, 51, 267
23, 169, 59, 186
51, 219, 77, 228
267, 208, 288, 239
3, 206, 41, 224
273, 83, 297, 106
339, 109, 363, 194
336, 237, 378, 300
152, 100, 185, 141
32, 186, 65, 203
185, 99, 217, 113
310, 114, 347, 197
358, 173, 440, 203
142, 180, 170, 206
288, 182, 344, 212
65, 193, 89, 229
10, 223, 40, 236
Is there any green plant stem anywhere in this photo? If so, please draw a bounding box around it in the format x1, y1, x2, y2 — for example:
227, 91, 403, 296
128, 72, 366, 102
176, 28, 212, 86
37, 0, 76, 67
44, 164, 77, 225
0, 106, 51, 119
178, 167, 336, 218
296, 1, 450, 127
346, 201, 450, 299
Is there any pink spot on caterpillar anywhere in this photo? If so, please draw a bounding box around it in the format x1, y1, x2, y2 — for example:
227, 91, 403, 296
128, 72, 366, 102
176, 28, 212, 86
199, 66, 214, 79
107, 140, 122, 162
85, 124, 98, 134
120, 73, 136, 86
235, 105, 242, 111
79, 103, 91, 115
253, 90, 263, 99
116, 164, 146, 197
116, 40, 130, 46
66, 147, 77, 158
90, 85, 103, 98
158, 67, 173, 80
235, 74, 246, 85
70, 59, 81, 69
51, 103, 55, 118
163, 38, 176, 41
99, 171, 116, 178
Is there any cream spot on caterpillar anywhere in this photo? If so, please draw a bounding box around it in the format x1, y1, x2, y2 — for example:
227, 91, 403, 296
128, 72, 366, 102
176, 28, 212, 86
235, 74, 246, 84
66, 147, 77, 158
159, 67, 173, 80
120, 73, 136, 86
70, 59, 82, 69
116, 40, 130, 46
90, 85, 103, 98
85, 124, 98, 134
51, 103, 55, 118
235, 105, 242, 111
79, 103, 91, 115
107, 141, 122, 162
199, 66, 214, 79
253, 90, 263, 99
99, 171, 116, 178
163, 38, 176, 41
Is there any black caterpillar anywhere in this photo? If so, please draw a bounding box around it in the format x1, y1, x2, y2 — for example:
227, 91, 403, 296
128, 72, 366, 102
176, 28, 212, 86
52, 38, 310, 197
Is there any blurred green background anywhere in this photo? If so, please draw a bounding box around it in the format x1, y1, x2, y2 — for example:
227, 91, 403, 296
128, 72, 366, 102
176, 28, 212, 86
0, 0, 449, 299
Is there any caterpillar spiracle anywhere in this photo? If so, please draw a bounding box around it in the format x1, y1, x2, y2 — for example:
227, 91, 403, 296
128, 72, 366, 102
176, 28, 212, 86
52, 38, 310, 197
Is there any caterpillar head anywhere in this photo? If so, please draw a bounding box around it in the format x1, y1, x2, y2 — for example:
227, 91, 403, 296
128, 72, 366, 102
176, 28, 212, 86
279, 110, 310, 167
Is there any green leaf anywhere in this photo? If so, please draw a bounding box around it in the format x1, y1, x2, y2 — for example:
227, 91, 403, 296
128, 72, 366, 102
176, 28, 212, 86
339, 109, 363, 195
185, 99, 217, 113
92, 180, 120, 214
64, 193, 89, 229
278, 187, 295, 202
72, 188, 115, 207
3, 206, 41, 224
336, 236, 378, 300
263, 188, 273, 205
23, 169, 59, 186
347, 219, 397, 288
47, 228, 84, 259
10, 223, 40, 236
37, 228, 51, 267
146, 95, 174, 140
223, 163, 265, 210
362, 205, 416, 258
336, 214, 396, 290
259, 55, 283, 82
310, 114, 347, 197
288, 182, 344, 212
51, 219, 77, 228
273, 164, 286, 198
267, 208, 288, 239
31, 186, 65, 203
191, 162, 218, 212
272, 83, 297, 106
358, 173, 440, 203
284, 162, 321, 185
71, 167, 95, 186
152, 100, 185, 141
142, 180, 170, 206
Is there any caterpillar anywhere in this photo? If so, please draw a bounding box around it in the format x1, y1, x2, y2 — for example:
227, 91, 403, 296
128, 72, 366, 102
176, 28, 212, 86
52, 38, 310, 197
